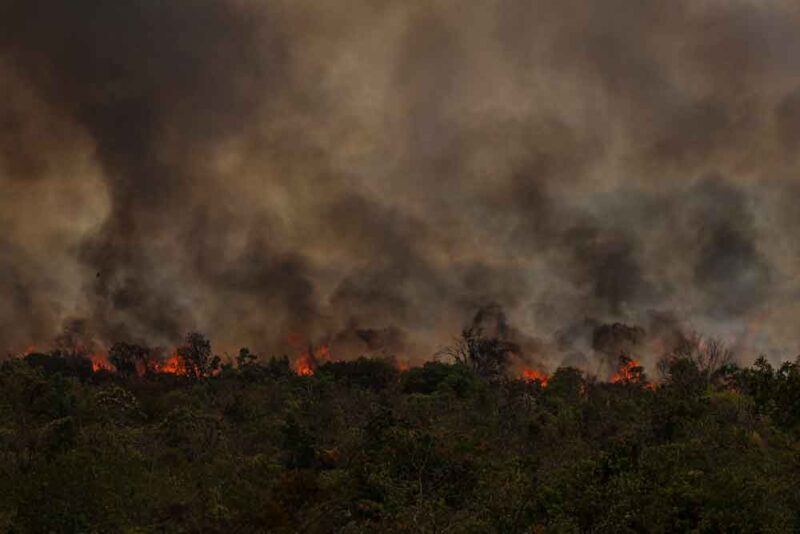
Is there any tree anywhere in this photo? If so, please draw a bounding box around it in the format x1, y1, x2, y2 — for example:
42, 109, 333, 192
177, 332, 218, 379
236, 347, 257, 368
439, 327, 518, 381
109, 342, 149, 377
658, 335, 733, 386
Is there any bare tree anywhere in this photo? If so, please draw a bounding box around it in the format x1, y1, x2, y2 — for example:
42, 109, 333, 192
439, 327, 518, 381
657, 334, 734, 384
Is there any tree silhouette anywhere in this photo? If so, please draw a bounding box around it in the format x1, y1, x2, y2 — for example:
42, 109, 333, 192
177, 332, 219, 378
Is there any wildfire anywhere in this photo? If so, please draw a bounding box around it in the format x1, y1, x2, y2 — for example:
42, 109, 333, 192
85, 350, 190, 377
21, 341, 655, 390
292, 343, 332, 376
296, 357, 314, 376
154, 353, 186, 375
610, 357, 655, 390
611, 359, 641, 383
91, 353, 115, 373
522, 368, 549, 387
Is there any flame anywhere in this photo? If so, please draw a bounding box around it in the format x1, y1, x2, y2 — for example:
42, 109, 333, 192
397, 360, 410, 372
85, 349, 191, 377
90, 353, 115, 373
522, 368, 549, 387
295, 356, 314, 376
155, 353, 186, 375
611, 359, 641, 383
292, 343, 331, 376
610, 357, 655, 389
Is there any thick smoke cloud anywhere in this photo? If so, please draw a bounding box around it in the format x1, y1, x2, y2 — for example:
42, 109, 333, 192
2, 0, 800, 365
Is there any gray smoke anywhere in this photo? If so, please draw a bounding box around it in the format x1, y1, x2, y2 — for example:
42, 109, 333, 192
2, 0, 800, 365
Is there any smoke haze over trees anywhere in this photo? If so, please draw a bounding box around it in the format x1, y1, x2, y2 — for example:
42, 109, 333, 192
2, 1, 800, 364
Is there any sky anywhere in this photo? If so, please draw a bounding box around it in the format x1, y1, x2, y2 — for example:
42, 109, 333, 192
2, 0, 800, 369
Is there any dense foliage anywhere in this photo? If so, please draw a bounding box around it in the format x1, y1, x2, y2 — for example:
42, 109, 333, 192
1, 343, 799, 533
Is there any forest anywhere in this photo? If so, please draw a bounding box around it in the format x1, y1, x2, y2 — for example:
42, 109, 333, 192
1, 330, 799, 533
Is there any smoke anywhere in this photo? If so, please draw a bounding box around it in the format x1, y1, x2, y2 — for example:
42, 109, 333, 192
2, 0, 800, 364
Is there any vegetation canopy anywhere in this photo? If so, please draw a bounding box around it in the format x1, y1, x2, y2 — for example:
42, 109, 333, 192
0, 332, 799, 533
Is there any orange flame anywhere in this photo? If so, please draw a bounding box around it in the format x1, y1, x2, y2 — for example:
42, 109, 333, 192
292, 343, 331, 376
86, 349, 192, 377
155, 353, 187, 375
90, 353, 115, 373
610, 358, 655, 389
296, 356, 314, 376
522, 368, 549, 387
611, 359, 641, 383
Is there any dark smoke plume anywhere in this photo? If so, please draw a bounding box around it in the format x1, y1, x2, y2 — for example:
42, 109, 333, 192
2, 0, 800, 366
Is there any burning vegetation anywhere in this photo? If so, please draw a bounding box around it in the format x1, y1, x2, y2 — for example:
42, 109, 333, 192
521, 368, 549, 387
75, 340, 654, 395
290, 343, 332, 377
7, 310, 717, 392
